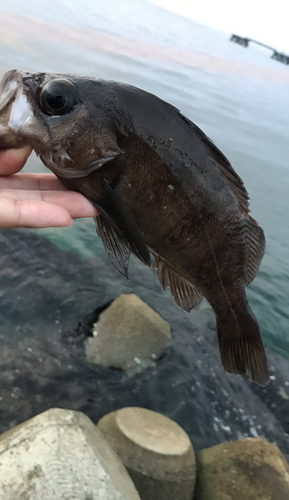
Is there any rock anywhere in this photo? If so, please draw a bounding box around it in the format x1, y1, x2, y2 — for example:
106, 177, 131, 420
194, 437, 289, 500
0, 407, 141, 500
97, 407, 196, 500
85, 293, 171, 370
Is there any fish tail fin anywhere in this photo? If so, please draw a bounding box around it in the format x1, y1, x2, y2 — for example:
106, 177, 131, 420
217, 315, 269, 386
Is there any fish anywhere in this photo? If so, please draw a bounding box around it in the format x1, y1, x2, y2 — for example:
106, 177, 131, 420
0, 69, 268, 385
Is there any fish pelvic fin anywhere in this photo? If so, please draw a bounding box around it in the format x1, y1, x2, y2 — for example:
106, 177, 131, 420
217, 315, 269, 386
94, 214, 130, 278
90, 179, 151, 268
244, 215, 266, 285
153, 256, 203, 312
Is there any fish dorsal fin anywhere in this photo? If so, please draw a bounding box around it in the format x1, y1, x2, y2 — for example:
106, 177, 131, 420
153, 256, 203, 312
244, 215, 266, 285
179, 113, 250, 214
90, 179, 151, 268
94, 215, 131, 278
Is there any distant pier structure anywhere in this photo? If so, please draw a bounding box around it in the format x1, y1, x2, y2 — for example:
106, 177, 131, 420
230, 34, 289, 65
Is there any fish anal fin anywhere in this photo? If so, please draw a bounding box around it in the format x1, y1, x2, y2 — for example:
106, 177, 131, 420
153, 256, 203, 312
94, 215, 130, 278
244, 215, 266, 285
90, 180, 151, 268
217, 317, 269, 386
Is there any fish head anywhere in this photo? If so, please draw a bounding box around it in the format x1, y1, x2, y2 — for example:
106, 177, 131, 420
0, 70, 123, 178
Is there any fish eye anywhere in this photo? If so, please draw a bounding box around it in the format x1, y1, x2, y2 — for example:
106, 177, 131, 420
38, 79, 76, 116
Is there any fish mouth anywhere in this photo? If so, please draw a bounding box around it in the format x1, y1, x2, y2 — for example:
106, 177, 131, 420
0, 70, 33, 134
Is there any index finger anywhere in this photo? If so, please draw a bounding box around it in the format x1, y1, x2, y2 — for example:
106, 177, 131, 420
0, 147, 32, 175
0, 173, 69, 191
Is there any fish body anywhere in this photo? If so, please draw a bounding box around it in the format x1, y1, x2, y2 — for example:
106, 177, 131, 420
0, 70, 268, 384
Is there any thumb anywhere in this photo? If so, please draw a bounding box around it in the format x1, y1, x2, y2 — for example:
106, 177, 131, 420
0, 147, 32, 176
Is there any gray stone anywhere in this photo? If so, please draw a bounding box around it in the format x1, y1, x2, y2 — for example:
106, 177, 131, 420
85, 294, 171, 370
0, 408, 141, 500
97, 407, 196, 500
194, 437, 289, 500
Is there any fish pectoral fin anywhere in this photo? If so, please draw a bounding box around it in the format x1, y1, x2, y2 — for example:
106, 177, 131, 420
94, 214, 130, 278
217, 316, 269, 386
244, 215, 266, 285
153, 256, 203, 312
90, 179, 151, 268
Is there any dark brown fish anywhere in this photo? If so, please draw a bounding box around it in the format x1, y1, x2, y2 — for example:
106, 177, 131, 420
0, 69, 268, 385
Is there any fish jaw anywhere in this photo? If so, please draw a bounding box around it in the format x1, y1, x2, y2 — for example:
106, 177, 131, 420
0, 70, 34, 149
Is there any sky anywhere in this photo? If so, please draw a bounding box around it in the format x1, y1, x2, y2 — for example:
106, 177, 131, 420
151, 0, 289, 52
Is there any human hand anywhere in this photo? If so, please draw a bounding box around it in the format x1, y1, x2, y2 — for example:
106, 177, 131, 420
0, 147, 98, 229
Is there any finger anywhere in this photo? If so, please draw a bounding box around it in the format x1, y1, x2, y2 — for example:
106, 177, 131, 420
0, 188, 98, 218
0, 198, 72, 228
0, 147, 32, 175
0, 173, 69, 190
